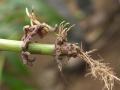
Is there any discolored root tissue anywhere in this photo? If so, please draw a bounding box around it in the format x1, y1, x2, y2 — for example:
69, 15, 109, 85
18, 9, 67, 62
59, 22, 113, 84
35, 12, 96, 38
55, 21, 120, 90
21, 8, 55, 65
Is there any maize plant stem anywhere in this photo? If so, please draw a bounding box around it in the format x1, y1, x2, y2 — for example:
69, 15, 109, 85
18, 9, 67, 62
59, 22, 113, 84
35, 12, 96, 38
0, 39, 54, 55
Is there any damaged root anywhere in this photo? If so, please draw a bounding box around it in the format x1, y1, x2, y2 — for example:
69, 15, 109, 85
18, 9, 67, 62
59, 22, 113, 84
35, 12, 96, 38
21, 8, 55, 65
21, 8, 120, 90
55, 21, 120, 90
55, 21, 75, 71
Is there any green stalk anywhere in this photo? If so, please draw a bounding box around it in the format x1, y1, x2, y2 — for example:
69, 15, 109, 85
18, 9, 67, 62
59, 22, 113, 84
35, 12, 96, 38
0, 39, 54, 55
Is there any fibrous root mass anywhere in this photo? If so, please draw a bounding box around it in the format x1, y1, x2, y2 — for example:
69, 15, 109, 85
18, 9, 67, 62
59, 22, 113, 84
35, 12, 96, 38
21, 8, 120, 90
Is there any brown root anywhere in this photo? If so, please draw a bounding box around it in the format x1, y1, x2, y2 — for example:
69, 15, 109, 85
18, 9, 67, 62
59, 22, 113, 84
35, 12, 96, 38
55, 21, 120, 90
79, 51, 120, 90
21, 8, 55, 65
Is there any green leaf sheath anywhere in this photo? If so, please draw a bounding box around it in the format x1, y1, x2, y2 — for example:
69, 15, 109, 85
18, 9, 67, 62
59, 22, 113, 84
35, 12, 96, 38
0, 39, 54, 55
